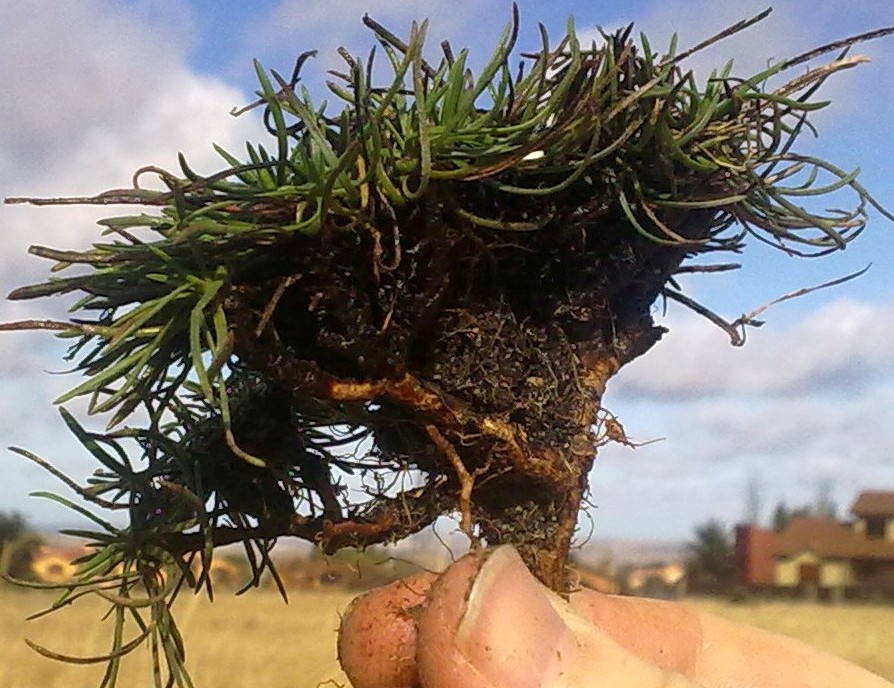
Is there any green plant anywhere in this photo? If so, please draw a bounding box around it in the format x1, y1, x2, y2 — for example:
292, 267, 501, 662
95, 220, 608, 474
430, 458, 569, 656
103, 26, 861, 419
0, 510, 41, 581
3, 7, 892, 686
688, 519, 734, 593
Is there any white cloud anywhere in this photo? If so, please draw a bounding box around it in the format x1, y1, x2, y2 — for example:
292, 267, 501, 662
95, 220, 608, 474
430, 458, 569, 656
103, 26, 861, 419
587, 293, 894, 538
0, 1, 269, 522
1, 1, 193, 178
589, 385, 894, 539
586, 1, 810, 71
579, 0, 893, 127
614, 297, 894, 399
0, 2, 268, 284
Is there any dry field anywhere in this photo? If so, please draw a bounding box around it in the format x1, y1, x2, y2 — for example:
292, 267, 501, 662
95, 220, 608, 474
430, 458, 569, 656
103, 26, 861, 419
0, 586, 355, 688
1, 586, 891, 687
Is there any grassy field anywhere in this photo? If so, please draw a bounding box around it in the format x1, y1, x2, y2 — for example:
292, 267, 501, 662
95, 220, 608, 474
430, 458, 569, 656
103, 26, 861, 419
1, 586, 891, 687
0, 586, 356, 688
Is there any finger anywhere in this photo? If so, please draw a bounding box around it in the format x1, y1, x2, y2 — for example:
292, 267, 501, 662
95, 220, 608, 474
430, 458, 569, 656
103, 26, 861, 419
569, 586, 702, 676
339, 547, 893, 688
571, 585, 893, 687
695, 611, 893, 688
416, 546, 701, 688
338, 570, 437, 688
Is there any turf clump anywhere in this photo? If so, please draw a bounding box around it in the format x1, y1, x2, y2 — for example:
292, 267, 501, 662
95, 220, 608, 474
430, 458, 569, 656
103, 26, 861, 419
4, 7, 892, 686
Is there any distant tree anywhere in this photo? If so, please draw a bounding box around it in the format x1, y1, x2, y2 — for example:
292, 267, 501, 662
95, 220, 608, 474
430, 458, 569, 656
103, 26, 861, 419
771, 502, 791, 532
772, 501, 822, 531
688, 519, 734, 593
0, 510, 25, 543
743, 473, 762, 525
814, 478, 837, 519
0, 510, 39, 580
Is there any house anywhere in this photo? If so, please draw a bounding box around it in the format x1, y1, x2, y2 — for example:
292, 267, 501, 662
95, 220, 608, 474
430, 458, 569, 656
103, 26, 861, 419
735, 490, 894, 599
852, 491, 894, 540
620, 561, 687, 599
571, 540, 689, 599
573, 565, 620, 594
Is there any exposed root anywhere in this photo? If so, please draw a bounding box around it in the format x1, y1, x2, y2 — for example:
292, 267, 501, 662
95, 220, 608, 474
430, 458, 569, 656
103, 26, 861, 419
426, 424, 480, 548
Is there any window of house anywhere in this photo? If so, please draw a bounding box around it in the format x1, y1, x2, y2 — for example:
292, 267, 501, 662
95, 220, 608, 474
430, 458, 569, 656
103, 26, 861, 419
866, 517, 886, 539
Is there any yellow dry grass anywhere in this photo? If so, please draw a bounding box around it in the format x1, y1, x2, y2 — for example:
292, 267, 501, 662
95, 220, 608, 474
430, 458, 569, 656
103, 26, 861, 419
0, 586, 355, 688
1, 586, 891, 687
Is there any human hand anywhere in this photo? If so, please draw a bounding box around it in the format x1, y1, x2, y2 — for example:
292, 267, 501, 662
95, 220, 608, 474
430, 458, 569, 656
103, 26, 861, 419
338, 545, 892, 688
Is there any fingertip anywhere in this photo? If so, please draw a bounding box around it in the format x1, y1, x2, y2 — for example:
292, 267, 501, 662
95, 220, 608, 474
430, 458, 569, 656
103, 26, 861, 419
417, 545, 568, 688
415, 549, 495, 688
338, 571, 436, 688
417, 546, 699, 688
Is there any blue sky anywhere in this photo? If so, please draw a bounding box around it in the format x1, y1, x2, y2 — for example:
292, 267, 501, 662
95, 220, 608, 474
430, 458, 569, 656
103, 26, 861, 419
1, 0, 893, 544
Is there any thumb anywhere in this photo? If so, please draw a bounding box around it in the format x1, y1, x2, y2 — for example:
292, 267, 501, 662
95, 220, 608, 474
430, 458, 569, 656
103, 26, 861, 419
416, 546, 701, 688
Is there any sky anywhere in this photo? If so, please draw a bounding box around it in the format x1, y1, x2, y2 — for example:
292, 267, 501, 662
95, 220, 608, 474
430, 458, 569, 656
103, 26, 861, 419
1, 0, 893, 544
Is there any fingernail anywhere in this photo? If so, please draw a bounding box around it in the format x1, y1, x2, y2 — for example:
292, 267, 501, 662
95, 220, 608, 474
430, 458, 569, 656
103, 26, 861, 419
455, 546, 570, 688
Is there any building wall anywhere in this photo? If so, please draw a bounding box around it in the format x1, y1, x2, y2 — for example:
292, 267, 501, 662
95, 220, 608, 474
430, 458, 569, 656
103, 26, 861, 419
734, 525, 776, 586
856, 516, 894, 542
774, 552, 855, 588
775, 551, 818, 587
819, 560, 855, 588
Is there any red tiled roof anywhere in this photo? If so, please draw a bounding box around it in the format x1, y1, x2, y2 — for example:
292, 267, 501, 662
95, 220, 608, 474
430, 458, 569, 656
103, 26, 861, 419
851, 491, 894, 517
775, 516, 894, 561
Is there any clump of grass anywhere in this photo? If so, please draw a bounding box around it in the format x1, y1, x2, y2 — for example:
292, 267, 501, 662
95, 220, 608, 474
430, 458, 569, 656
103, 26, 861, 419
3, 7, 893, 686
